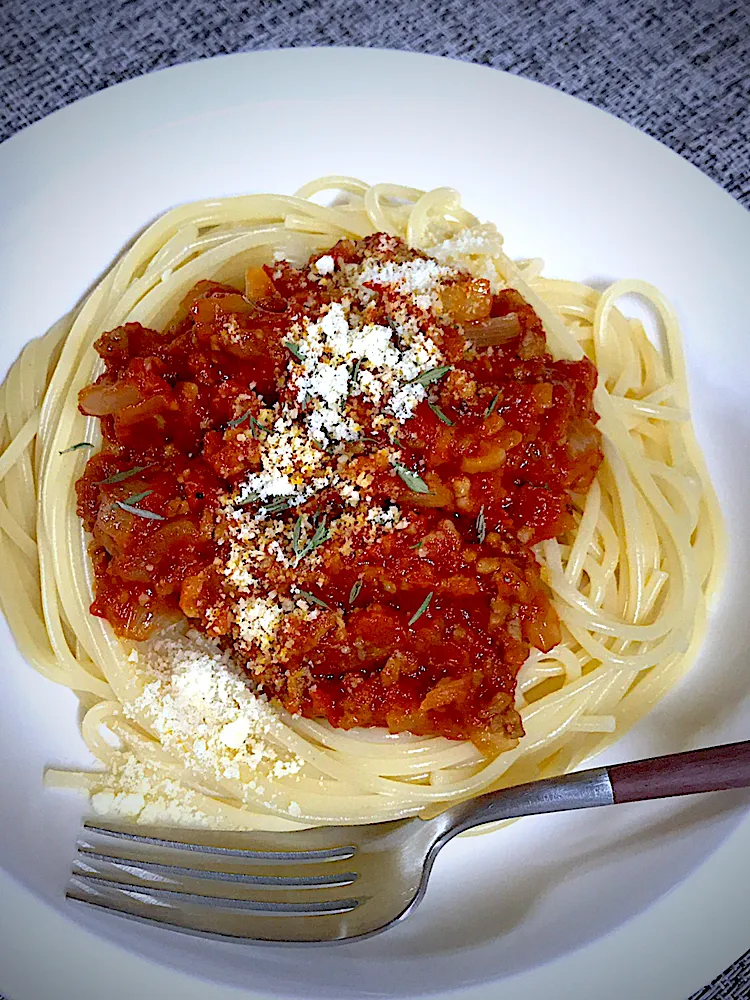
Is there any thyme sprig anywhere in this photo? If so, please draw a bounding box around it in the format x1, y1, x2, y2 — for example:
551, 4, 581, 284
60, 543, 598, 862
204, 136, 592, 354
485, 392, 500, 417
59, 441, 94, 455
476, 505, 486, 544
393, 462, 430, 494
296, 589, 331, 610
123, 489, 153, 505
408, 365, 451, 387
236, 491, 260, 507
98, 464, 150, 486
263, 496, 300, 515
348, 358, 362, 394
408, 591, 433, 626
283, 341, 305, 362
294, 514, 331, 565
229, 409, 267, 436
428, 401, 454, 426
115, 501, 164, 520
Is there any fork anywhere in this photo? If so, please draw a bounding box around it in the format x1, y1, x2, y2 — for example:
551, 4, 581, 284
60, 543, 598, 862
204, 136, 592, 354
68, 739, 750, 943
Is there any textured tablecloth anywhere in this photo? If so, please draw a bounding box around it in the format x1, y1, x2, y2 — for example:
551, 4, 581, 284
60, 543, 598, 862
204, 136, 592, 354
1, 2, 749, 999
1, 0, 748, 206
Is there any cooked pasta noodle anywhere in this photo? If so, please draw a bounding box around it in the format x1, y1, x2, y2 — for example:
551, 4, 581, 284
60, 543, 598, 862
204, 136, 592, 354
0, 178, 724, 830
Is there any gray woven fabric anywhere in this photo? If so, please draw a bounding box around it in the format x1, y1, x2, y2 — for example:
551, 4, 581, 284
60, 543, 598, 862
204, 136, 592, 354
0, 0, 748, 205
691, 947, 750, 1000
0, 3, 748, 1000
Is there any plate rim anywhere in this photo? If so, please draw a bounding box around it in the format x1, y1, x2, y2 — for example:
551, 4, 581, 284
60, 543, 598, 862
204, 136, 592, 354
3, 45, 747, 217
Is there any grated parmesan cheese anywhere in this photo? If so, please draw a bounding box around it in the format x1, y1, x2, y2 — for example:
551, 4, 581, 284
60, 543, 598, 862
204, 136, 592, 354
353, 258, 453, 306
88, 754, 214, 827
126, 628, 303, 788
426, 224, 505, 289
367, 505, 401, 527
235, 595, 285, 653
314, 254, 335, 275
289, 299, 443, 434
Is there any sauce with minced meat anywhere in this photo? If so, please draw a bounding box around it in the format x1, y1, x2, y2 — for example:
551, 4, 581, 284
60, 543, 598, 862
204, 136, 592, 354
76, 235, 602, 746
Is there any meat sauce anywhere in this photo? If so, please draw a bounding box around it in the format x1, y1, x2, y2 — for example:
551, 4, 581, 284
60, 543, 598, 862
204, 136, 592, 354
77, 234, 602, 746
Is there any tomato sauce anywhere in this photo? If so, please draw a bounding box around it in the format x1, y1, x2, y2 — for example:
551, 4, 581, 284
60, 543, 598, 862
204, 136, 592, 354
77, 235, 602, 746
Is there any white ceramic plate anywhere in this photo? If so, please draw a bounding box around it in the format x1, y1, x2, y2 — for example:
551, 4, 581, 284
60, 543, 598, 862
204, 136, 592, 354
1, 48, 749, 1000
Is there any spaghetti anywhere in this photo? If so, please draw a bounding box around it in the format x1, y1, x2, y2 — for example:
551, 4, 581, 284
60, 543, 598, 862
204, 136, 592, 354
0, 178, 724, 830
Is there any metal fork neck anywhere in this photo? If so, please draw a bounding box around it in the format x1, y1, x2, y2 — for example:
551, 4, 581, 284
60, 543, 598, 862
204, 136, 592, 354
434, 767, 615, 844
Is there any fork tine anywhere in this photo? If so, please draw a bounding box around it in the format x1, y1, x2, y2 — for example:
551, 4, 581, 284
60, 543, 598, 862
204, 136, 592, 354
77, 826, 360, 886
72, 852, 359, 893
82, 819, 357, 863
67, 875, 367, 943
70, 816, 428, 942
69, 875, 360, 913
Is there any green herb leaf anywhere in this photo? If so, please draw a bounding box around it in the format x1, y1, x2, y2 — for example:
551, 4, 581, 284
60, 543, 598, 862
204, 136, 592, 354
349, 578, 363, 604
349, 358, 362, 393
295, 514, 331, 564
115, 501, 165, 520
247, 415, 268, 438
408, 591, 433, 626
228, 408, 267, 435
59, 441, 95, 455
237, 493, 259, 508
283, 341, 305, 362
228, 407, 252, 429
310, 515, 331, 549
123, 489, 153, 506
394, 463, 431, 494
410, 539, 424, 550
296, 589, 331, 610
292, 514, 304, 557
408, 365, 451, 387
428, 401, 454, 426
484, 391, 500, 417
476, 504, 486, 544
263, 497, 298, 514
98, 464, 150, 486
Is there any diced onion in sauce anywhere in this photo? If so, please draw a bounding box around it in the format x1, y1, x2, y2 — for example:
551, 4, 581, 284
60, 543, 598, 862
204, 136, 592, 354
465, 313, 521, 346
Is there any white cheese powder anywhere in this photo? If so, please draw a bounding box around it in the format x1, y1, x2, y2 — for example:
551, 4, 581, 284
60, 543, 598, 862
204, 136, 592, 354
289, 300, 443, 436
314, 254, 335, 275
426, 224, 505, 289
354, 258, 453, 304
128, 628, 302, 787
235, 595, 285, 652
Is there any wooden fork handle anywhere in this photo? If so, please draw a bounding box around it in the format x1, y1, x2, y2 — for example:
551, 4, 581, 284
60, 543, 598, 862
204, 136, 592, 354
607, 740, 750, 804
